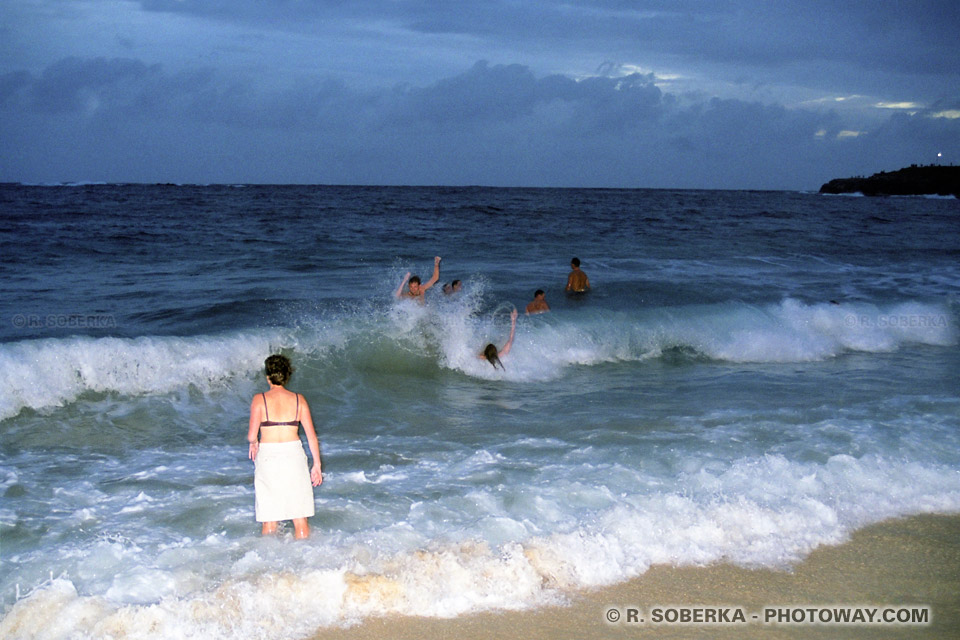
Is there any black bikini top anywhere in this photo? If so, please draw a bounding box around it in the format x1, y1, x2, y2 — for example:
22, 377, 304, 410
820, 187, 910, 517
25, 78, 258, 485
260, 392, 299, 427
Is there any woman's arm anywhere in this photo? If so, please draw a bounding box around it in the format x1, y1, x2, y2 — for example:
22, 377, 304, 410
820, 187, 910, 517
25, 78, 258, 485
498, 309, 519, 358
247, 395, 261, 461
299, 395, 323, 487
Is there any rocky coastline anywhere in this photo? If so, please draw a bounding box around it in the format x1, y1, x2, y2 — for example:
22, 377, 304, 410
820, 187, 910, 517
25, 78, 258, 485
819, 164, 959, 197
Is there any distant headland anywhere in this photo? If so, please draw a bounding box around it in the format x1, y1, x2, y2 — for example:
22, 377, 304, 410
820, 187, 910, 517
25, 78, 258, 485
819, 164, 959, 197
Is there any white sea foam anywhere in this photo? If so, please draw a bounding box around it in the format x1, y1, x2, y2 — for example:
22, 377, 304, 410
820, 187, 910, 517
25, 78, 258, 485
0, 330, 292, 420
441, 298, 956, 381
0, 298, 953, 418
3, 452, 959, 639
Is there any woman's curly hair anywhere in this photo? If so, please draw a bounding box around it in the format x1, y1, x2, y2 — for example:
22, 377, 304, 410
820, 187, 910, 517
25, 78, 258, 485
264, 354, 293, 386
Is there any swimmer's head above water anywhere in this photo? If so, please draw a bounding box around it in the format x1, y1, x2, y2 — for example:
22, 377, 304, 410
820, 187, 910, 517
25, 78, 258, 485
481, 308, 517, 370
395, 257, 441, 300
483, 343, 504, 370
406, 275, 422, 295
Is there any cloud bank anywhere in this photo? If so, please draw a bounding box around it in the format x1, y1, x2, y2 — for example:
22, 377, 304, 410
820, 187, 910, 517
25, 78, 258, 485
1, 1, 958, 187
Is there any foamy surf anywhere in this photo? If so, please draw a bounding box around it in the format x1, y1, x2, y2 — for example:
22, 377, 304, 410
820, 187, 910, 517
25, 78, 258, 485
3, 452, 960, 640
0, 297, 953, 418
0, 332, 292, 420
465, 297, 955, 381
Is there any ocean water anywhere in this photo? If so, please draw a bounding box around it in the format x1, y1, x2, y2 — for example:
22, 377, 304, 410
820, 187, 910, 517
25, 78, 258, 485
0, 184, 958, 638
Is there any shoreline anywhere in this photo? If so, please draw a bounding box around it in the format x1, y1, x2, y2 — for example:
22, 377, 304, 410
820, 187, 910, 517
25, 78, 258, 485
311, 513, 960, 639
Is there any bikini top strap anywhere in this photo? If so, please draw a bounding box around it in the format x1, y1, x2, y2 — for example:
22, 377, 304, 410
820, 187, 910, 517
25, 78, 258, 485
262, 393, 269, 421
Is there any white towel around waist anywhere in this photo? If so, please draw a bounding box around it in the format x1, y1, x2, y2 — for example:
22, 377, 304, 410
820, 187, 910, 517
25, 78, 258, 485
254, 440, 315, 522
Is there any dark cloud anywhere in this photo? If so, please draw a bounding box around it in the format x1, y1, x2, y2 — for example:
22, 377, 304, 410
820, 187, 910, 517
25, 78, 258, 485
30, 57, 162, 114
394, 62, 541, 124
1, 55, 957, 187
1, 56, 323, 129
132, 1, 960, 78
383, 61, 667, 133
118, 0, 960, 115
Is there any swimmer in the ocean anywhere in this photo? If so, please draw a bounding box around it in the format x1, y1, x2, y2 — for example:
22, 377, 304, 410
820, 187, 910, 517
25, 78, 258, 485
525, 289, 550, 315
565, 257, 590, 293
479, 308, 517, 370
442, 279, 462, 295
395, 256, 441, 303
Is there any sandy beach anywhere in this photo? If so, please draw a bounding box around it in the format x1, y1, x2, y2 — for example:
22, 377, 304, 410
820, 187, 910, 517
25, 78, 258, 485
311, 514, 960, 640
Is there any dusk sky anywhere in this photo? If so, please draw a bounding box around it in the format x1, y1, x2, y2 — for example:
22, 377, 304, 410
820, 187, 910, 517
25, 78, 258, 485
1, 1, 958, 189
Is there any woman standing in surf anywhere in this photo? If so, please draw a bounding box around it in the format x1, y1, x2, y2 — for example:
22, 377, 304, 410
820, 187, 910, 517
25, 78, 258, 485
247, 354, 322, 539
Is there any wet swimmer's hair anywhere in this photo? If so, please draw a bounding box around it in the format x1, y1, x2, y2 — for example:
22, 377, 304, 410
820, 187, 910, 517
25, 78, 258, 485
571, 257, 581, 267
265, 354, 293, 386
483, 344, 504, 370
409, 275, 422, 285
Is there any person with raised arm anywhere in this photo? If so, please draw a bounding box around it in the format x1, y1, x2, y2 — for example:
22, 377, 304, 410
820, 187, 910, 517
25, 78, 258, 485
480, 309, 518, 370
395, 256, 442, 303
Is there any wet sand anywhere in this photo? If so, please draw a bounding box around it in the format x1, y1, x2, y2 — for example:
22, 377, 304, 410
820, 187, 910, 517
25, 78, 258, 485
311, 514, 960, 639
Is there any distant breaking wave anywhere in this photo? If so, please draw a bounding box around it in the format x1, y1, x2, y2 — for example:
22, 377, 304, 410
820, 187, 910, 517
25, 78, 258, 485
0, 332, 290, 420
0, 298, 954, 420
